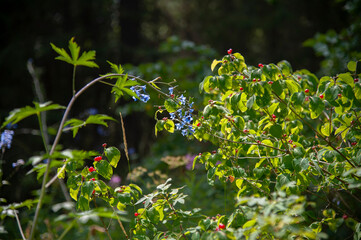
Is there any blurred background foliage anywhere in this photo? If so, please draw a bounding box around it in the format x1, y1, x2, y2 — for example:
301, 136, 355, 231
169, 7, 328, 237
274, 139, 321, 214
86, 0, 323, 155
1, 0, 361, 238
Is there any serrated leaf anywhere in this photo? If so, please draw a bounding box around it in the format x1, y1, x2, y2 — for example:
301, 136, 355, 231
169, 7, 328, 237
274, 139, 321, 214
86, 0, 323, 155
51, 38, 98, 68
1, 101, 65, 129
105, 147, 121, 168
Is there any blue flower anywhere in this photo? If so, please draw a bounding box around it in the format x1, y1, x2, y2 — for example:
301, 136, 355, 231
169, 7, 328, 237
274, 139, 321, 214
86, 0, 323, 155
179, 94, 186, 105
131, 85, 150, 103
169, 87, 174, 95
181, 129, 188, 136
169, 112, 176, 120
188, 126, 195, 135
140, 94, 150, 103
189, 102, 194, 108
175, 122, 184, 130
177, 108, 183, 118
0, 130, 14, 149
182, 114, 193, 124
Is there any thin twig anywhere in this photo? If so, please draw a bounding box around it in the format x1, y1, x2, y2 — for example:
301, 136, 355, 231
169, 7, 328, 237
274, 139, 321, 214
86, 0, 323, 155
13, 209, 26, 240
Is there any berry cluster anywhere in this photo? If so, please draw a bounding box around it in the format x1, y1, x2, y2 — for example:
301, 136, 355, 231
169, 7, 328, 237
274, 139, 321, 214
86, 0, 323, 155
130, 85, 150, 103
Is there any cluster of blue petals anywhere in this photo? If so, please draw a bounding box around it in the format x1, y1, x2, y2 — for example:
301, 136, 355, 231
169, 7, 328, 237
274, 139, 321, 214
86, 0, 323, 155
130, 85, 150, 103
168, 87, 195, 136
0, 130, 14, 149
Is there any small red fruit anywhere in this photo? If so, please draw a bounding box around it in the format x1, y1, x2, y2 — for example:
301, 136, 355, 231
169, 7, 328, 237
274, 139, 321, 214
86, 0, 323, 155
354, 78, 359, 83
212, 150, 217, 154
134, 212, 139, 217
102, 143, 107, 148
243, 129, 249, 133
92, 190, 95, 194
219, 223, 226, 229
252, 78, 256, 82
268, 81, 273, 84
272, 114, 276, 119
288, 140, 293, 144
89, 166, 95, 172
258, 63, 264, 68
293, 144, 297, 148
305, 96, 310, 102
351, 142, 357, 146
257, 140, 261, 144
227, 48, 232, 54
197, 123, 201, 127
342, 214, 348, 220
90, 178, 96, 181
305, 89, 309, 93
338, 93, 342, 98
170, 94, 174, 98
320, 94, 324, 99
240, 87, 244, 91
94, 156, 102, 162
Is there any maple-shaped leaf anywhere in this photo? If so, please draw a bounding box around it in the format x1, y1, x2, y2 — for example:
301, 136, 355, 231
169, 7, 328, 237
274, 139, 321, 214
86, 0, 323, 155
50, 37, 99, 68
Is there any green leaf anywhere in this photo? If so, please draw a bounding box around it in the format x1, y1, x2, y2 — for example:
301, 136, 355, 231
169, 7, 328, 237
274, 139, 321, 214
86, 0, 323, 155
1, 101, 65, 129
51, 38, 99, 68
321, 122, 333, 137
164, 119, 175, 133
105, 147, 121, 168
309, 96, 325, 119
271, 80, 283, 96
211, 60, 222, 72
81, 181, 95, 200
337, 73, 354, 88
64, 114, 116, 138
76, 195, 90, 211
94, 160, 113, 180
164, 99, 178, 113
347, 61, 357, 72
291, 92, 305, 106
269, 124, 282, 138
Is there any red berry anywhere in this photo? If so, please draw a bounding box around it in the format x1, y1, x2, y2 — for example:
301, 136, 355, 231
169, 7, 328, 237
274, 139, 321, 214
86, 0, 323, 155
170, 94, 174, 98
134, 212, 139, 217
219, 223, 226, 229
268, 81, 273, 84
243, 129, 249, 133
94, 156, 102, 162
252, 78, 256, 82
257, 79, 261, 82
297, 76, 302, 80
102, 143, 107, 148
227, 48, 232, 54
283, 134, 287, 138
304, 89, 309, 93
288, 140, 293, 144
235, 149, 238, 153
92, 190, 95, 194
89, 166, 95, 172
197, 123, 201, 127
257, 140, 261, 144
354, 78, 359, 83
258, 63, 264, 68
272, 114, 276, 119
293, 144, 296, 148
338, 93, 342, 98
91, 178, 96, 181
351, 142, 357, 146
320, 94, 324, 99
199, 153, 202, 156
305, 96, 310, 101
212, 150, 217, 154
240, 87, 244, 91
342, 214, 348, 220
